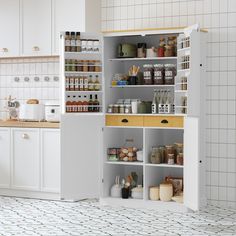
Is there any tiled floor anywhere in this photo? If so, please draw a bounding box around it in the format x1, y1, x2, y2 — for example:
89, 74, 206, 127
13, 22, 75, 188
0, 197, 236, 236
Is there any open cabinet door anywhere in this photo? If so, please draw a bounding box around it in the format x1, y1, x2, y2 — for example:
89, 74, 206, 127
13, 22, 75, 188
184, 117, 199, 211
61, 114, 103, 201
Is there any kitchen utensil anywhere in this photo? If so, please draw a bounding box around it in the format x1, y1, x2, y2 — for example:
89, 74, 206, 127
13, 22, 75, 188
110, 176, 122, 198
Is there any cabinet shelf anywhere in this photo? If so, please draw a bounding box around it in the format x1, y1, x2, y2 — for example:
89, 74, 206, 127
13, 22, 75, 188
65, 51, 101, 55
105, 161, 143, 166
65, 72, 102, 75
145, 163, 184, 168
66, 90, 103, 93
109, 57, 177, 62
110, 85, 174, 88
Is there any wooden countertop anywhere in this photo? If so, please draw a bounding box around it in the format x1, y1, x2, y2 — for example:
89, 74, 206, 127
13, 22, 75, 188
0, 120, 60, 129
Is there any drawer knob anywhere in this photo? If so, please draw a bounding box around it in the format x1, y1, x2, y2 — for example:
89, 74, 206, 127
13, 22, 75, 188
161, 119, 169, 124
121, 119, 128, 123
22, 134, 29, 139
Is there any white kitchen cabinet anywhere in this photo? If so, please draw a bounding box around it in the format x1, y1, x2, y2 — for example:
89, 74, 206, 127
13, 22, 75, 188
0, 0, 20, 57
41, 129, 60, 193
0, 128, 10, 188
11, 128, 40, 191
21, 0, 52, 56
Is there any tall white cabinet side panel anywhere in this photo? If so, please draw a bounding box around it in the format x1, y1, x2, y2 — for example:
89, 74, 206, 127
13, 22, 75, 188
61, 114, 103, 200
11, 128, 40, 191
52, 0, 85, 54
0, 0, 20, 57
184, 117, 199, 211
21, 0, 51, 56
0, 128, 10, 188
41, 129, 60, 193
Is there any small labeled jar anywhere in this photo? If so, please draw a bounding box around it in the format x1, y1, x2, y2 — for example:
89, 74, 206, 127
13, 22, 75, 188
167, 154, 175, 165
81, 39, 87, 52
137, 43, 146, 58
164, 64, 176, 85
125, 104, 132, 114
165, 145, 175, 163
88, 61, 95, 72
83, 60, 89, 72
119, 104, 125, 114
177, 153, 184, 165
107, 104, 114, 113
113, 104, 119, 113
93, 40, 100, 52
95, 60, 101, 72
153, 64, 164, 85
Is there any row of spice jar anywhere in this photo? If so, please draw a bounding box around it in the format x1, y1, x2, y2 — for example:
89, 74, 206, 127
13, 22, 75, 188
65, 59, 102, 72
180, 55, 190, 70
150, 143, 184, 165
179, 36, 190, 49
64, 31, 100, 53
143, 64, 176, 85
66, 94, 100, 113
65, 75, 101, 91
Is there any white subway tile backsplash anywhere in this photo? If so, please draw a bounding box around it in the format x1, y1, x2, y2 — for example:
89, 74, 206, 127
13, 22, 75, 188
0, 57, 60, 119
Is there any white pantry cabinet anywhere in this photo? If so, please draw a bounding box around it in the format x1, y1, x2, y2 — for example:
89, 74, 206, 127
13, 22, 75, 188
11, 128, 40, 191
0, 128, 10, 188
0, 0, 20, 57
21, 0, 52, 56
41, 129, 60, 193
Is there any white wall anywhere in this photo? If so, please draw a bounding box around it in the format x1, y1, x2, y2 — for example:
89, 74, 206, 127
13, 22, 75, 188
0, 57, 59, 120
101, 0, 236, 208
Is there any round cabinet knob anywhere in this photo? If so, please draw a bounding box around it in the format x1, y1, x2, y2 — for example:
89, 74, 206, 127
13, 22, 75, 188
33, 46, 40, 52
22, 133, 29, 139
2, 48, 8, 52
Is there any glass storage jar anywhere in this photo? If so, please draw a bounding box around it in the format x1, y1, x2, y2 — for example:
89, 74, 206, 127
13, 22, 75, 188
164, 145, 175, 163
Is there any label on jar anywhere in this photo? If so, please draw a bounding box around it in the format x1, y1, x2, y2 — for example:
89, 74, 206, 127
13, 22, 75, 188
154, 71, 162, 77
79, 77, 84, 91
84, 78, 89, 90
65, 40, 70, 46
144, 71, 151, 77
69, 78, 74, 91
74, 78, 79, 91
70, 40, 76, 46
65, 77, 70, 91
165, 71, 173, 77
76, 40, 81, 46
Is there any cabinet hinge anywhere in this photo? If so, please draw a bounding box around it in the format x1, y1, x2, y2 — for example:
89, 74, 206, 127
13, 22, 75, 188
102, 127, 104, 132
102, 178, 104, 183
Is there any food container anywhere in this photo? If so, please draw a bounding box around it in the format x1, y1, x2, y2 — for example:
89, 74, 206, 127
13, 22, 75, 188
107, 148, 119, 161
111, 176, 122, 198
131, 185, 143, 199
177, 153, 184, 165
153, 64, 164, 85
137, 150, 143, 162
164, 64, 176, 85
160, 183, 173, 202
165, 145, 175, 163
119, 147, 137, 162
146, 47, 156, 58
149, 186, 160, 201
143, 64, 153, 85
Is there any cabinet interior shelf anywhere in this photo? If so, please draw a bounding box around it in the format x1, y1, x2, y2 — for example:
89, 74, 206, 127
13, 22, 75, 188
65, 51, 101, 55
110, 85, 175, 88
177, 47, 190, 52
65, 72, 102, 75
105, 113, 183, 117
105, 161, 143, 166
66, 90, 103, 93
109, 57, 177, 62
145, 163, 184, 168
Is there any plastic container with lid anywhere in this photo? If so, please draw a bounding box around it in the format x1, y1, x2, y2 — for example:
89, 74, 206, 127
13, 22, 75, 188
153, 64, 164, 85
164, 64, 176, 85
160, 183, 173, 201
143, 64, 153, 85
149, 186, 160, 201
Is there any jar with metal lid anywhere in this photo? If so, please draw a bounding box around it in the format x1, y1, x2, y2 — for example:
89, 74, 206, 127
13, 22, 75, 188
153, 64, 164, 85
113, 104, 119, 113
77, 60, 83, 71
107, 104, 114, 113
119, 104, 125, 114
125, 104, 132, 114
143, 64, 153, 85
87, 39, 93, 52
83, 60, 89, 72
93, 40, 100, 52
177, 153, 184, 165
167, 154, 175, 165
88, 61, 95, 72
71, 59, 76, 71
164, 64, 176, 85
95, 60, 101, 72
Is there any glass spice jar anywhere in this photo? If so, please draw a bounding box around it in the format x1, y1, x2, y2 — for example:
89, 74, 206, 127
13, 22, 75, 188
88, 61, 95, 72
113, 104, 119, 113
83, 60, 88, 72
119, 104, 125, 114
165, 145, 175, 163
177, 153, 184, 165
153, 64, 164, 85
95, 60, 101, 72
107, 104, 114, 113
71, 59, 76, 71
77, 60, 83, 71
167, 154, 175, 165
125, 104, 132, 114
157, 37, 165, 57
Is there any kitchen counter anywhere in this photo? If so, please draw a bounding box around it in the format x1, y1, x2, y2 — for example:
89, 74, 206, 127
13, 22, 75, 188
0, 120, 60, 129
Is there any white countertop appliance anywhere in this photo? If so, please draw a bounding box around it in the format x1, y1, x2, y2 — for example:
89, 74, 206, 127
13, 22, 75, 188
19, 104, 45, 121
45, 101, 60, 122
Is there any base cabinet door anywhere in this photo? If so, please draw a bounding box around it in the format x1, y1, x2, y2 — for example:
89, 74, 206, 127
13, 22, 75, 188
0, 128, 10, 188
41, 129, 60, 193
184, 117, 200, 211
11, 128, 40, 191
